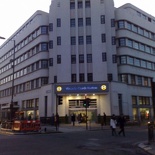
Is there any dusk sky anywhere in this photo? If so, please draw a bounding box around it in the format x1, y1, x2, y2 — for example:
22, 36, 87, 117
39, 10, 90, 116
0, 0, 154, 45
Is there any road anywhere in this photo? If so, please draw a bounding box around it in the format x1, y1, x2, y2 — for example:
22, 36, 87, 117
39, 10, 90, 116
0, 126, 150, 155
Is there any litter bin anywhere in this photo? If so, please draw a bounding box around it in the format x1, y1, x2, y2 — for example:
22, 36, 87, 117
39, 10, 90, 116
148, 121, 154, 143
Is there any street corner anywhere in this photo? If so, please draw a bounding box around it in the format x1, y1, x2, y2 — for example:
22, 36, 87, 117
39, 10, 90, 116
138, 141, 155, 155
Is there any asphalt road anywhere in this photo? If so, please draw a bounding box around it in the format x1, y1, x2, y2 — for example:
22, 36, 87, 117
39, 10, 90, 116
0, 126, 150, 155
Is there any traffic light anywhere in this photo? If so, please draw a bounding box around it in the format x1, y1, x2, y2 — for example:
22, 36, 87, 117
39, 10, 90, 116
83, 98, 90, 108
58, 96, 63, 105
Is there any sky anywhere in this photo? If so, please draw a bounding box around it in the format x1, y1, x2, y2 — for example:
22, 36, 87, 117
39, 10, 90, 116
0, 0, 154, 45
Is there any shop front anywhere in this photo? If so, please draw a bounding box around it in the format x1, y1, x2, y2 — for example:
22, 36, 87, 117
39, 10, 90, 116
55, 83, 109, 122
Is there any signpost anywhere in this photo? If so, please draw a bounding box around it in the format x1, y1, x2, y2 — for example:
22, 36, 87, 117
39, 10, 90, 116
83, 98, 90, 130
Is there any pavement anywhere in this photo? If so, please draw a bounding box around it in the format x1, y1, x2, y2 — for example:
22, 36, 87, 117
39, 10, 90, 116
0, 123, 155, 155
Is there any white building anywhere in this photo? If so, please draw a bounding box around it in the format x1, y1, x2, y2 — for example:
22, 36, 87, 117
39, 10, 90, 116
0, 0, 154, 122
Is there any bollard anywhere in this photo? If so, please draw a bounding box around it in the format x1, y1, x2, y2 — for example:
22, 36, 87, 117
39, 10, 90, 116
148, 121, 154, 143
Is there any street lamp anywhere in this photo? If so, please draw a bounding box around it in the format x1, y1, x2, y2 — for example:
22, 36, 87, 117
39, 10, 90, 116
10, 40, 15, 121
0, 36, 5, 40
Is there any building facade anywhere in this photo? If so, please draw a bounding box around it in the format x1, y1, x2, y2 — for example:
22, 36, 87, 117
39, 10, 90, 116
0, 0, 154, 122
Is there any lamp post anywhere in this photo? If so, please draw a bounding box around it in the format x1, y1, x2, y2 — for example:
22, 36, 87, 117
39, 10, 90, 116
10, 40, 15, 121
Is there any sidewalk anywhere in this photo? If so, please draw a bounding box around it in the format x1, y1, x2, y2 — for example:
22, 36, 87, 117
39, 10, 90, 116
138, 141, 155, 155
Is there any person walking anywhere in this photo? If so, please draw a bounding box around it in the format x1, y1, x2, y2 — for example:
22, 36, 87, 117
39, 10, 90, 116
55, 113, 59, 131
71, 113, 76, 126
118, 114, 126, 137
110, 114, 117, 136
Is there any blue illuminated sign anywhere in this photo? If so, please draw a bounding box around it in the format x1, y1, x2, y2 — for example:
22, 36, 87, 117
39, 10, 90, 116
55, 83, 109, 94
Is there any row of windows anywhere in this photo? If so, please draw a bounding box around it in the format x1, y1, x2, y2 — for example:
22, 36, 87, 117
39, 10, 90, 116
136, 11, 155, 24
0, 26, 48, 64
0, 15, 41, 51
132, 96, 150, 105
49, 35, 115, 48
0, 60, 48, 86
117, 20, 155, 41
0, 43, 48, 75
22, 99, 39, 108
49, 53, 117, 66
119, 74, 151, 87
70, 0, 90, 9
119, 55, 155, 70
49, 17, 115, 31
72, 73, 93, 82
119, 38, 155, 55
0, 77, 48, 98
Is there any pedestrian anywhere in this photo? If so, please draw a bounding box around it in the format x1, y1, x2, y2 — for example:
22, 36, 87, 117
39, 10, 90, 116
71, 113, 76, 126
110, 114, 117, 136
55, 113, 59, 130
103, 112, 107, 126
118, 114, 126, 137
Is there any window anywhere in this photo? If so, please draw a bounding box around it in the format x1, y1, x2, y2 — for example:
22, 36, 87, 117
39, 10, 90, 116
112, 55, 117, 63
78, 36, 84, 45
85, 1, 90, 8
54, 76, 57, 83
111, 19, 115, 27
131, 75, 136, 85
132, 96, 137, 105
127, 39, 133, 47
120, 56, 126, 64
78, 1, 82, 8
120, 74, 128, 83
112, 37, 116, 45
86, 35, 91, 44
41, 60, 48, 68
141, 60, 146, 68
36, 78, 40, 88
79, 73, 85, 82
57, 18, 61, 27
86, 18, 91, 26
118, 21, 124, 28
137, 76, 142, 85
72, 74, 76, 82
79, 55, 84, 63
49, 23, 53, 31
102, 53, 107, 61
49, 58, 53, 66
139, 28, 144, 35
140, 44, 145, 51
71, 37, 76, 45
41, 26, 48, 34
57, 55, 61, 64
78, 18, 83, 27
87, 73, 93, 82
70, 19, 75, 27
128, 57, 134, 65
133, 25, 138, 33
134, 42, 139, 49
49, 40, 53, 49
101, 34, 106, 42
144, 77, 148, 86
127, 22, 132, 30
41, 77, 48, 86
57, 36, 61, 45
119, 38, 126, 46
147, 62, 152, 69
70, 2, 75, 9
135, 58, 140, 66
71, 55, 76, 64
41, 43, 48, 51
87, 54, 92, 63
101, 15, 105, 24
